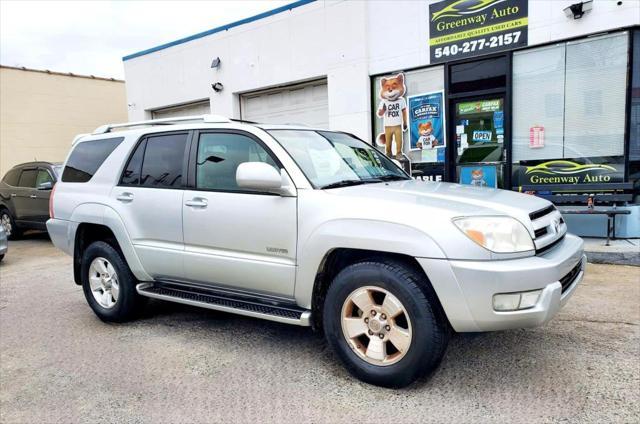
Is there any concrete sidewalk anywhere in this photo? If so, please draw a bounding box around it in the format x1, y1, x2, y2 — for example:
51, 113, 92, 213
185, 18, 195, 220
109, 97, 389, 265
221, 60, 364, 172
584, 237, 639, 266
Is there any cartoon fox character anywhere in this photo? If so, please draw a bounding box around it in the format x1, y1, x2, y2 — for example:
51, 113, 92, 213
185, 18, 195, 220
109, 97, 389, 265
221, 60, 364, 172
416, 121, 438, 149
470, 168, 487, 187
376, 73, 407, 159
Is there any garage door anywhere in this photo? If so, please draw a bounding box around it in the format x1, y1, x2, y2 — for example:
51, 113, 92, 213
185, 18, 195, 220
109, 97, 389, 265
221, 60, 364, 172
151, 100, 211, 119
240, 80, 328, 128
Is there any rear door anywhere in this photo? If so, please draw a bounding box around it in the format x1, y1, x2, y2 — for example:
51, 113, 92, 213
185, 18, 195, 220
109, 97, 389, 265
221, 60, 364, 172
182, 130, 297, 296
111, 131, 190, 281
14, 168, 38, 223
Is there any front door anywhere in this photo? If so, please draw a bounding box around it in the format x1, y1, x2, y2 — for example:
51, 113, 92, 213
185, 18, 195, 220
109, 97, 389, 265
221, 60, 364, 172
453, 96, 506, 188
182, 131, 297, 297
110, 132, 190, 281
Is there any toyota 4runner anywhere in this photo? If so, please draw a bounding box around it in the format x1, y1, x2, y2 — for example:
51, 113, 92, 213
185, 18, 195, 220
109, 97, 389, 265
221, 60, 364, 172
47, 115, 585, 387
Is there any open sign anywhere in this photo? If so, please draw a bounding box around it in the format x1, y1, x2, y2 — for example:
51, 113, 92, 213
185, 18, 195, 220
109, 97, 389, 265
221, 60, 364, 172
472, 130, 493, 142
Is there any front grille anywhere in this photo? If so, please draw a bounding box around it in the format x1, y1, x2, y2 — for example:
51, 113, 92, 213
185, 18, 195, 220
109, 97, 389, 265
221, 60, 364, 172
529, 205, 555, 221
560, 261, 582, 293
536, 234, 565, 255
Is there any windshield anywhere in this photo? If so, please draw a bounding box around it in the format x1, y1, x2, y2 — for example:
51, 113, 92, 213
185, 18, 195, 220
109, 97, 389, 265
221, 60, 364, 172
268, 130, 409, 188
52, 165, 63, 177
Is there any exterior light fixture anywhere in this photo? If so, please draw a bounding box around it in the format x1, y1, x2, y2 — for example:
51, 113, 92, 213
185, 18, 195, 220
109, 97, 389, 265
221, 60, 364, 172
211, 82, 224, 92
563, 0, 593, 19
211, 57, 221, 69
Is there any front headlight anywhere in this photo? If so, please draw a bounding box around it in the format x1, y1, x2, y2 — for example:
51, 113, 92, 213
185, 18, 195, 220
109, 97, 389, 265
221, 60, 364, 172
453, 216, 534, 253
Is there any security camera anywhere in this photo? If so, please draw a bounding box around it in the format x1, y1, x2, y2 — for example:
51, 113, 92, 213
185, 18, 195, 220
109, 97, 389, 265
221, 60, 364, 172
211, 82, 224, 92
564, 0, 593, 19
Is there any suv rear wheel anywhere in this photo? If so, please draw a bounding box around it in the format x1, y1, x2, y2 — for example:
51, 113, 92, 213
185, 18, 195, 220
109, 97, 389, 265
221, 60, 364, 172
81, 241, 145, 322
323, 260, 449, 388
1, 210, 21, 240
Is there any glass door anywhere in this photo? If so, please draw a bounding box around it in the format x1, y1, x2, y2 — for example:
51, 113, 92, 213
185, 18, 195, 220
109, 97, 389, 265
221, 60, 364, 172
453, 96, 506, 188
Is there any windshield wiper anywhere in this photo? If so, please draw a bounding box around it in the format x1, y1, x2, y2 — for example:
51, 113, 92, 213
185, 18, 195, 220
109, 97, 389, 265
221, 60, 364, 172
375, 175, 411, 181
321, 179, 369, 189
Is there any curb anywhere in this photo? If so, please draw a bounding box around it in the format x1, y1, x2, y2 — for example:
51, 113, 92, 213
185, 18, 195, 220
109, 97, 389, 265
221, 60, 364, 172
586, 251, 640, 267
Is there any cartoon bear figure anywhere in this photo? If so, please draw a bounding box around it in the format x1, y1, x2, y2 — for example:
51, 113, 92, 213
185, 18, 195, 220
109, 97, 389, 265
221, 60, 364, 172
376, 73, 407, 159
417, 121, 438, 150
470, 168, 487, 187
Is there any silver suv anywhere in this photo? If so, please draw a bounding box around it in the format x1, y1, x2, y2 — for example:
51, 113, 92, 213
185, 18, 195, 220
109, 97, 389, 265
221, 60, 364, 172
48, 115, 585, 387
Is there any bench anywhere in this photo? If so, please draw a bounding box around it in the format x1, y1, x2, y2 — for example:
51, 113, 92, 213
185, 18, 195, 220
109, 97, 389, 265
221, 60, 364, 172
514, 183, 634, 205
514, 183, 635, 245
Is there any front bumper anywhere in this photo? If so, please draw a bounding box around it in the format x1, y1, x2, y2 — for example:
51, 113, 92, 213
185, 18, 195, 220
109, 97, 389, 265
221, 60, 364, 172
418, 233, 585, 332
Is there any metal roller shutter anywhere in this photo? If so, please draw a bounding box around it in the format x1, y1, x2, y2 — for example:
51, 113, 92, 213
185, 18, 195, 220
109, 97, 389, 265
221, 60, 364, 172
240, 80, 328, 128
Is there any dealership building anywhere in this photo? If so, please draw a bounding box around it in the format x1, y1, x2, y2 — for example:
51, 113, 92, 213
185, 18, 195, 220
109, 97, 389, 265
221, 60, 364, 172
123, 0, 640, 238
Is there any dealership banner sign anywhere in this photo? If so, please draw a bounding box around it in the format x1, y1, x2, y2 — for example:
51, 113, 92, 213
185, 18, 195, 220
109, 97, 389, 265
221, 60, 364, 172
519, 158, 625, 185
429, 0, 528, 64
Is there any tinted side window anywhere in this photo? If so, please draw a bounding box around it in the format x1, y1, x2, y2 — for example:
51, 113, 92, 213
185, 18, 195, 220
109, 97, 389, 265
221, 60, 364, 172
36, 169, 53, 186
120, 140, 146, 185
2, 169, 20, 186
62, 137, 124, 183
196, 133, 277, 191
18, 169, 38, 188
140, 133, 188, 188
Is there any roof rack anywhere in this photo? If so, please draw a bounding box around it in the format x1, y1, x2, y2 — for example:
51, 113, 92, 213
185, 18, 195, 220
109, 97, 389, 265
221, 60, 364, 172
92, 114, 231, 135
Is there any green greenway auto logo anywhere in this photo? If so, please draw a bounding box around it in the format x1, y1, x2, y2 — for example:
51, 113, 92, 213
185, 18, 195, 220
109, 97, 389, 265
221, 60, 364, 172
431, 0, 507, 21
525, 160, 617, 176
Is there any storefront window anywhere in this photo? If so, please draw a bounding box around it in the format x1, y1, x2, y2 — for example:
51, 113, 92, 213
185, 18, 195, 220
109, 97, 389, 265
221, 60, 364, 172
372, 66, 445, 180
630, 30, 640, 202
512, 32, 629, 187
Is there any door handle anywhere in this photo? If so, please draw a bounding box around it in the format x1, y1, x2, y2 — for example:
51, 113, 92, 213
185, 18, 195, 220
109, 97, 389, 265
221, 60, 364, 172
185, 198, 208, 208
29, 194, 37, 199
116, 192, 134, 202
10, 193, 16, 197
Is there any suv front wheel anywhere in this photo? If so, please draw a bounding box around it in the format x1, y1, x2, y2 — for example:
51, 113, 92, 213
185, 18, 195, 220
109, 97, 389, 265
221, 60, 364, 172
323, 260, 449, 388
81, 241, 145, 322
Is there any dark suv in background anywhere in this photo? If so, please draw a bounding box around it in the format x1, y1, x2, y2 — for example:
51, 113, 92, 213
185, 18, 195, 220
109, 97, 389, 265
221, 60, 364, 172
0, 161, 61, 239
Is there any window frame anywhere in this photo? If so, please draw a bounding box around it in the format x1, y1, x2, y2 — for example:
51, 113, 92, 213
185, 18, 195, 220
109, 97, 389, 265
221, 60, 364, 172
118, 130, 192, 190
186, 129, 285, 195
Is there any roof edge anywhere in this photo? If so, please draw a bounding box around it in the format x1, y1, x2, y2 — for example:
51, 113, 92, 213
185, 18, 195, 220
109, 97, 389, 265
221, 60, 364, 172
122, 0, 316, 62
0, 65, 124, 82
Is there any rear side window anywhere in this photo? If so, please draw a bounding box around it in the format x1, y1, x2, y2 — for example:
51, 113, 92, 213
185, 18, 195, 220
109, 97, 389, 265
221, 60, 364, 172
121, 140, 146, 185
2, 168, 20, 186
18, 169, 38, 188
62, 137, 124, 183
139, 133, 188, 188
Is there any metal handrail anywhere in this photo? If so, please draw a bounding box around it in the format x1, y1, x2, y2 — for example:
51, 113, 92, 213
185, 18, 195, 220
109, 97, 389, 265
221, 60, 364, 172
91, 114, 231, 135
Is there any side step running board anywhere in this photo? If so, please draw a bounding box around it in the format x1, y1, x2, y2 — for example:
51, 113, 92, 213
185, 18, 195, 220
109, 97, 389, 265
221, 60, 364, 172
136, 282, 312, 326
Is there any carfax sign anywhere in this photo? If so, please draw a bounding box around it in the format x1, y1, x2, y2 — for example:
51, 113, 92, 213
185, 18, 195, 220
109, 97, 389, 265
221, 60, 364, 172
429, 0, 528, 64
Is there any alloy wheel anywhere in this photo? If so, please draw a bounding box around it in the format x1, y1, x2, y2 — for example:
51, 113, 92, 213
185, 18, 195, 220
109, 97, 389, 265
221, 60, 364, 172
88, 257, 120, 309
341, 285, 412, 366
1, 213, 12, 236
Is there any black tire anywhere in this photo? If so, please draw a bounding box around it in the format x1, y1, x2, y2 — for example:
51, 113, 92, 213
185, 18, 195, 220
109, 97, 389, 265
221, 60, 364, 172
0, 210, 22, 240
81, 241, 145, 323
0, 254, 4, 262
323, 260, 449, 388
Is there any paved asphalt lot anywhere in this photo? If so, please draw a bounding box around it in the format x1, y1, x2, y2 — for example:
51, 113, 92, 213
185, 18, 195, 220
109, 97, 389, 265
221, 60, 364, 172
1, 235, 638, 423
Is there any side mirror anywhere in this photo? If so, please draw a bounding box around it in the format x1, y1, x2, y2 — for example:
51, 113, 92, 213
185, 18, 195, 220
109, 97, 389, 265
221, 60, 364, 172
37, 181, 53, 190
236, 162, 295, 196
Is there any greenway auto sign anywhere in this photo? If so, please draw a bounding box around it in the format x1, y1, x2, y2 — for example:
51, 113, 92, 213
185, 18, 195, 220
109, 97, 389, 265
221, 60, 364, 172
429, 0, 528, 64
520, 158, 624, 185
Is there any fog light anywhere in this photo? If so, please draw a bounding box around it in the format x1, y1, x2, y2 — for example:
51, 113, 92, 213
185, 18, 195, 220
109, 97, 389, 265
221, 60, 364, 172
493, 293, 521, 311
493, 289, 543, 311
519, 290, 542, 309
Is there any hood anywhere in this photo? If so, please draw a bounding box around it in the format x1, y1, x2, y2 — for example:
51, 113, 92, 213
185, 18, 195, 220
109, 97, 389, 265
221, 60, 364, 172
328, 180, 549, 217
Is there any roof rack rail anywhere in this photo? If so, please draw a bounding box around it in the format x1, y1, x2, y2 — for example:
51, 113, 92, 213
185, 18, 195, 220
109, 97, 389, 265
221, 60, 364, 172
92, 114, 231, 135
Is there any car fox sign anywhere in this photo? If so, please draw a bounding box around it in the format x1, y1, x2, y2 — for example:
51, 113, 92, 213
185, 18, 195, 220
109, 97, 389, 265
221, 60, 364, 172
429, 0, 528, 64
